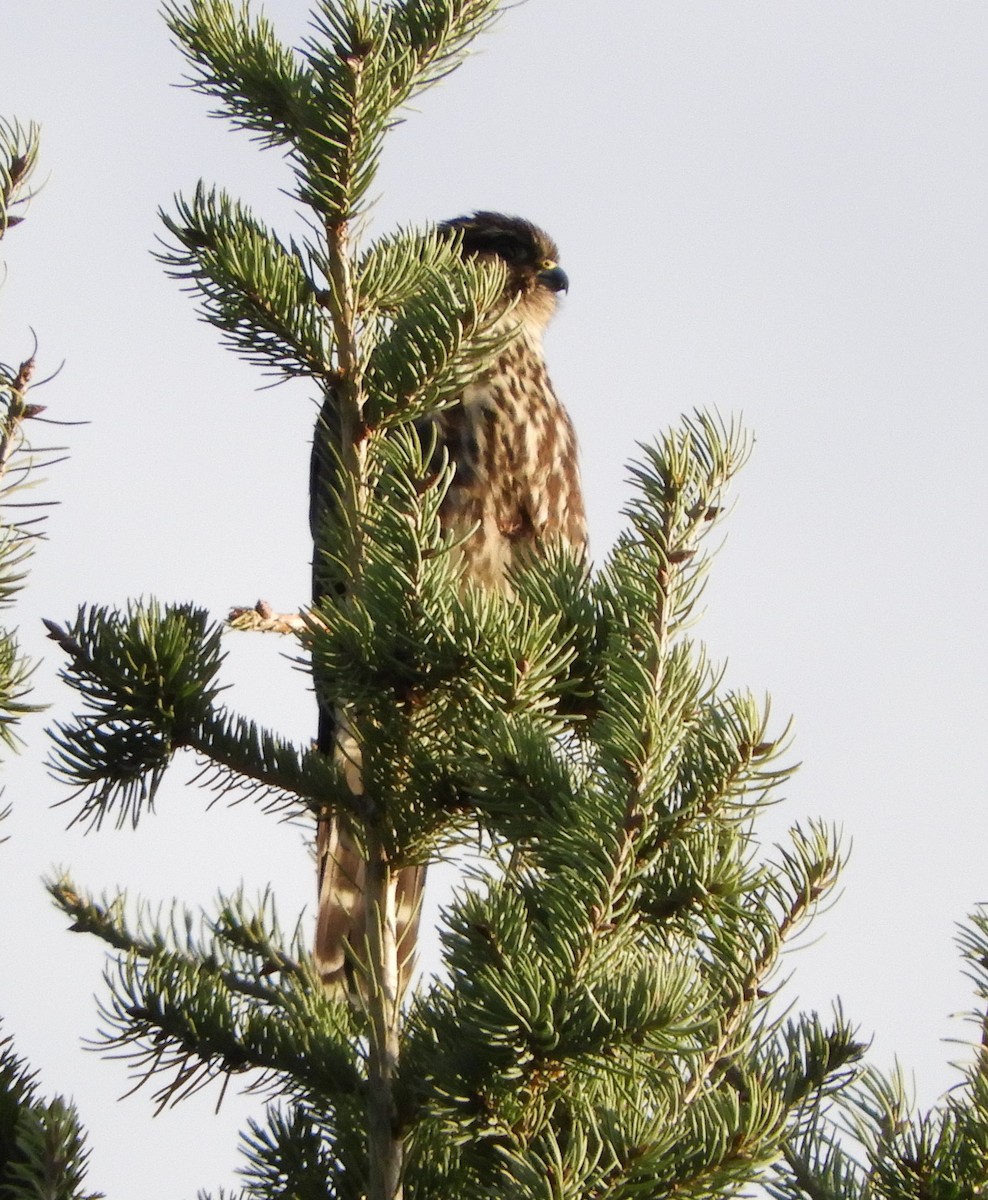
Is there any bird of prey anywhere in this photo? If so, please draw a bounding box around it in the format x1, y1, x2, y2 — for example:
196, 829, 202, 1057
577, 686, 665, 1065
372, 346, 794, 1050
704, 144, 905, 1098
310, 212, 587, 999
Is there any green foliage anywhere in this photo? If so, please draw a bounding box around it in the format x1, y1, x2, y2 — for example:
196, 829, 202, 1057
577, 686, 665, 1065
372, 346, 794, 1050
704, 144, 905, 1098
0, 1026, 98, 1200
769, 911, 988, 1200
0, 117, 38, 237
47, 601, 227, 825
159, 183, 332, 377
50, 879, 364, 1116
0, 117, 53, 757
237, 1105, 349, 1200
379, 420, 860, 1199
164, 0, 316, 151
51, 402, 862, 1196
157, 0, 519, 477
307, 423, 580, 859
0, 627, 39, 756
163, 0, 504, 222
40, 2, 872, 1196
45, 602, 345, 827
0, 116, 98, 1200
359, 231, 512, 427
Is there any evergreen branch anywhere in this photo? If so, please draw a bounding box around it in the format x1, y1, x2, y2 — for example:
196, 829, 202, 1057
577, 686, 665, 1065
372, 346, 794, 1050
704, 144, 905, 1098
159, 184, 331, 377
767, 916, 988, 1200
96, 951, 363, 1115
0, 1097, 101, 1200
772, 1118, 866, 1200
48, 878, 164, 960
0, 117, 40, 238
794, 912, 988, 1197
48, 878, 364, 1114
45, 602, 348, 826
630, 698, 794, 915
46, 717, 172, 830
163, 2, 505, 226
562, 1085, 772, 1200
298, 4, 393, 220
399, 413, 850, 1198
354, 225, 468, 314
44, 603, 225, 735
508, 541, 603, 720
187, 707, 353, 817
210, 891, 306, 982
362, 250, 513, 427
956, 906, 988, 1013
296, 1, 503, 220
307, 427, 580, 856
310, 537, 574, 736
614, 411, 752, 646
44, 602, 225, 826
402, 882, 713, 1186
0, 628, 42, 754
755, 1013, 867, 1200
383, 0, 504, 96
397, 419, 796, 1194
682, 822, 846, 1107
238, 1103, 354, 1200
0, 351, 48, 506
45, 604, 347, 825
488, 419, 756, 993
48, 878, 307, 1002
310, 425, 579, 710
0, 341, 60, 752
0, 527, 36, 611
163, 0, 316, 150
593, 413, 751, 804
0, 1024, 100, 1200
227, 598, 307, 634
767, 1006, 865, 1111
0, 119, 94, 1194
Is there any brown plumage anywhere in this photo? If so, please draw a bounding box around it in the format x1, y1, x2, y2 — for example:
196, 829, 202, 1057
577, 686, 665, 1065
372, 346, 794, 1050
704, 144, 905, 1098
311, 212, 587, 999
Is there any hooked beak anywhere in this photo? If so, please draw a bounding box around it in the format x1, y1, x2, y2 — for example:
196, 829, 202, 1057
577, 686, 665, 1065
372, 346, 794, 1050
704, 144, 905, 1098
537, 264, 569, 293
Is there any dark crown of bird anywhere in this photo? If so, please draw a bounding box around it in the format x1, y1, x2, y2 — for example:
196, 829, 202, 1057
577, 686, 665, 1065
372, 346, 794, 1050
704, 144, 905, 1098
440, 211, 569, 330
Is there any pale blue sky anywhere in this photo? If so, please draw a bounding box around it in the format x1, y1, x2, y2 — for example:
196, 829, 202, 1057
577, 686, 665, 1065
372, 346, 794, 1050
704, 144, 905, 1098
3, 3, 988, 1196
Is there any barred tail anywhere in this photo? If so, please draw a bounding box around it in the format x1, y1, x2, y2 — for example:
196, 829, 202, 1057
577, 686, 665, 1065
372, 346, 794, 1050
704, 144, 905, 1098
313, 710, 425, 1000
314, 814, 426, 999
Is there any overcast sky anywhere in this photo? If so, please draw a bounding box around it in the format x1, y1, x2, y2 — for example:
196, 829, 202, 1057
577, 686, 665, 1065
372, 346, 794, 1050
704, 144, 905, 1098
3, 3, 988, 1197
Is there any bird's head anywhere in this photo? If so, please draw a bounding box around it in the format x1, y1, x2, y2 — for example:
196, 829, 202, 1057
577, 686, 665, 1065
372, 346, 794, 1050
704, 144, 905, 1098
440, 211, 567, 333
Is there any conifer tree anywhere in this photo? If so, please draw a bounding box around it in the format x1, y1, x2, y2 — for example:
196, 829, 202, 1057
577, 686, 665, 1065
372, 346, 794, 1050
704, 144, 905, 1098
39, 3, 869, 1197
0, 115, 98, 1200
0, 115, 47, 764
769, 909, 988, 1199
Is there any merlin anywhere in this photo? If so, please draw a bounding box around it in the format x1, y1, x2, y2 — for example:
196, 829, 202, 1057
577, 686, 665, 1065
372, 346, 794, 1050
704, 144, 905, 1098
311, 212, 587, 998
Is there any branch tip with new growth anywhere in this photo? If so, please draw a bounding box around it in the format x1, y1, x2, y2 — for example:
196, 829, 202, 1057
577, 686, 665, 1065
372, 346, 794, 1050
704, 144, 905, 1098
227, 599, 308, 635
